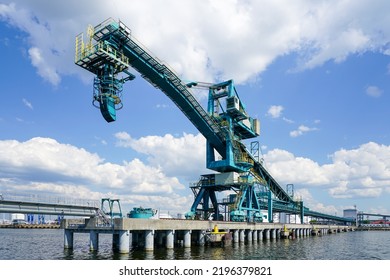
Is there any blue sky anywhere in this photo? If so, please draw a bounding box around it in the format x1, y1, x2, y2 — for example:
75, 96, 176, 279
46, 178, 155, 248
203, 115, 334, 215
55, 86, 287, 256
0, 0, 389, 217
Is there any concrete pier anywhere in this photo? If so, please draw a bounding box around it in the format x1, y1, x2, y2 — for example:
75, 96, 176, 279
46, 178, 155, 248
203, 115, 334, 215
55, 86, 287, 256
61, 218, 356, 253
166, 230, 174, 249
89, 230, 99, 251
247, 230, 253, 242
233, 229, 239, 243
198, 230, 206, 246
271, 229, 276, 239
183, 230, 191, 248
253, 230, 258, 241
239, 229, 245, 242
264, 229, 270, 240
118, 230, 130, 253
258, 230, 263, 241
145, 230, 154, 251
64, 229, 73, 249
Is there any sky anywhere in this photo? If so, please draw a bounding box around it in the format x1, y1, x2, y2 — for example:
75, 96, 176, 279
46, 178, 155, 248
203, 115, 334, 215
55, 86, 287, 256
0, 0, 389, 218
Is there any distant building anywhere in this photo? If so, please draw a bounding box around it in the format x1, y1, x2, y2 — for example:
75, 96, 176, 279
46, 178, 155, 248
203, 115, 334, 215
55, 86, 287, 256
343, 209, 357, 219
11, 213, 26, 225
344, 208, 357, 224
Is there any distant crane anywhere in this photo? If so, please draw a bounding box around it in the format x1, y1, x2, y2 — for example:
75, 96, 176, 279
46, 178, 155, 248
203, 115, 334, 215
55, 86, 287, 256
74, 18, 352, 224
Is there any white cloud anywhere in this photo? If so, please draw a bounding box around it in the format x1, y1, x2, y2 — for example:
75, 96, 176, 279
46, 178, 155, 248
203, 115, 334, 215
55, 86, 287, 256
115, 132, 207, 179
93, 136, 107, 146
290, 125, 318, 137
0, 137, 187, 212
28, 47, 60, 85
264, 148, 329, 186
1, 0, 390, 86
366, 85, 383, 98
264, 142, 390, 200
294, 188, 339, 215
1, 136, 389, 214
22, 98, 33, 110
282, 117, 294, 124
267, 105, 284, 118
156, 104, 169, 109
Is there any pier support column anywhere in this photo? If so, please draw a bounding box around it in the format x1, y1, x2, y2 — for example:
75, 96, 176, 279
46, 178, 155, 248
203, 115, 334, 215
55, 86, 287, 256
253, 230, 258, 242
64, 229, 73, 249
118, 230, 130, 254
145, 230, 154, 251
270, 229, 276, 239
166, 230, 174, 249
247, 230, 252, 242
233, 230, 239, 243
89, 230, 99, 251
276, 229, 280, 239
264, 229, 270, 240
258, 230, 263, 241
183, 230, 191, 248
239, 229, 245, 242
198, 230, 206, 246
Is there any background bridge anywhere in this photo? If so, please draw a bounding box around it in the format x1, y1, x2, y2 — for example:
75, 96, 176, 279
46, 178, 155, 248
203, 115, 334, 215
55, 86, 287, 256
0, 199, 98, 217
0, 193, 126, 227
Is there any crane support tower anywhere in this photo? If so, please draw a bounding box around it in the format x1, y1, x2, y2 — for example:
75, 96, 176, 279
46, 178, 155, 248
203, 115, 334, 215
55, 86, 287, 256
75, 18, 304, 223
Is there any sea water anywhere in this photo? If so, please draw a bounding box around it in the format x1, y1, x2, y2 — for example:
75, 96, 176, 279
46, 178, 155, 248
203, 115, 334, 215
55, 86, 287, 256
0, 228, 389, 260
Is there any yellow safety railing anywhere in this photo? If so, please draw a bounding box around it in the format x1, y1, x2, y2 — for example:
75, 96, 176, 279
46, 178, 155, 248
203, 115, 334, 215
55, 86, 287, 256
74, 33, 84, 63
75, 25, 96, 63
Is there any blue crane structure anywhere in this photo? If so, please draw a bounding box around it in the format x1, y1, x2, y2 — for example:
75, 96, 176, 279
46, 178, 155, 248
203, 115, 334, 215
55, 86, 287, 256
75, 18, 352, 224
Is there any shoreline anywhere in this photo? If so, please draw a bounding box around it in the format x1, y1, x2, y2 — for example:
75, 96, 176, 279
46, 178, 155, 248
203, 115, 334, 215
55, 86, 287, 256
0, 224, 60, 229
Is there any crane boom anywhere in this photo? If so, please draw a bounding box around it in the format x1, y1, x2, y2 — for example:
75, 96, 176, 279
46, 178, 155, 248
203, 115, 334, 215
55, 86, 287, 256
76, 19, 226, 156
75, 18, 294, 211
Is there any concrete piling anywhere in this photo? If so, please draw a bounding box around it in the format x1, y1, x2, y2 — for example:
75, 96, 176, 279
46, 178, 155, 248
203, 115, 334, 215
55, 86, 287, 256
145, 230, 154, 251
183, 230, 191, 248
89, 230, 99, 251
118, 230, 130, 253
166, 230, 174, 249
64, 229, 73, 249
